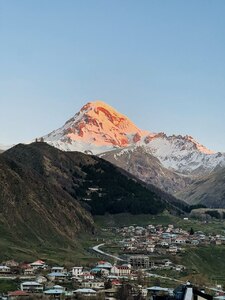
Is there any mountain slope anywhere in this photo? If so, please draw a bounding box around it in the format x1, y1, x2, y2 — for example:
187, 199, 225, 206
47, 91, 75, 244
0, 146, 94, 248
100, 146, 193, 194
0, 142, 188, 256
0, 143, 12, 152
176, 168, 225, 208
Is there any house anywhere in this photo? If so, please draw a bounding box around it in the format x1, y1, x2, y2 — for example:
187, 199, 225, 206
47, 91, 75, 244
0, 265, 11, 274
90, 267, 104, 275
3, 260, 19, 268
161, 241, 169, 247
20, 281, 43, 293
51, 266, 65, 273
79, 272, 95, 280
8, 290, 29, 299
111, 279, 121, 286
91, 261, 112, 275
44, 285, 65, 297
147, 245, 155, 253
111, 265, 131, 276
168, 245, 178, 253
95, 262, 112, 270
44, 288, 64, 297
129, 255, 150, 269
24, 268, 35, 276
81, 280, 105, 290
19, 263, 31, 271
164, 260, 173, 268
175, 237, 186, 244
101, 287, 118, 300
30, 260, 46, 269
72, 266, 83, 277
47, 272, 67, 282
191, 239, 199, 245
73, 288, 97, 297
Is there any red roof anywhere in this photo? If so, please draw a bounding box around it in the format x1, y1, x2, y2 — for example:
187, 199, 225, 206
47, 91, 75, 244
112, 279, 122, 285
19, 263, 31, 269
8, 290, 29, 296
31, 260, 45, 265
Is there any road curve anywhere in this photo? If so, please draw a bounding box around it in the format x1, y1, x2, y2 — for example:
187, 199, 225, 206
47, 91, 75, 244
92, 243, 125, 262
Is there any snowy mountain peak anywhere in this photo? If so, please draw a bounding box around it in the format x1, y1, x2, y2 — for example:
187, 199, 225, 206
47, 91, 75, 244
78, 100, 147, 135
184, 135, 214, 155
42, 100, 225, 175
43, 100, 151, 153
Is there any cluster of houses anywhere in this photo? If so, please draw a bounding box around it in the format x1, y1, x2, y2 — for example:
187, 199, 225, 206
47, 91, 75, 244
1, 223, 225, 299
115, 224, 225, 257
0, 256, 221, 300
0, 259, 151, 299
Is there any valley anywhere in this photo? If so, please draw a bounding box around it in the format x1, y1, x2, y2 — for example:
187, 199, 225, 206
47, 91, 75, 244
1, 101, 225, 298
38, 101, 225, 208
1, 213, 225, 299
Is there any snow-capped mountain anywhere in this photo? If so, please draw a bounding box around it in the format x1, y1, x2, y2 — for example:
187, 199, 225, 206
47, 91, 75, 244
140, 134, 225, 175
42, 100, 154, 154
42, 100, 225, 176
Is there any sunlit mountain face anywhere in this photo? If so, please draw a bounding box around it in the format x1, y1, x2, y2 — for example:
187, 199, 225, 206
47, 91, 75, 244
42, 100, 225, 177
43, 100, 154, 153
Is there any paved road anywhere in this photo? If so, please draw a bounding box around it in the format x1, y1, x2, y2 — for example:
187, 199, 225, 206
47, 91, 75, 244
0, 276, 36, 280
92, 243, 125, 262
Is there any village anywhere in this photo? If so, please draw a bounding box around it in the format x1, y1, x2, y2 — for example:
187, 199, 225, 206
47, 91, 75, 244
0, 257, 168, 299
115, 222, 225, 257
0, 223, 225, 299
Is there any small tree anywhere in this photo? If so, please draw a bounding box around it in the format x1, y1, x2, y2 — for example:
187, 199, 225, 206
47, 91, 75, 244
189, 227, 194, 235
116, 283, 133, 300
104, 279, 112, 289
153, 277, 161, 287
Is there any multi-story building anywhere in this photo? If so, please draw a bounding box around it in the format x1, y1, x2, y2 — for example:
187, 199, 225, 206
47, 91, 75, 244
128, 255, 149, 269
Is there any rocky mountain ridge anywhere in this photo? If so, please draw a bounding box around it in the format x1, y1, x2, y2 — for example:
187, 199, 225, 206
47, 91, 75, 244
42, 101, 225, 177
100, 146, 193, 194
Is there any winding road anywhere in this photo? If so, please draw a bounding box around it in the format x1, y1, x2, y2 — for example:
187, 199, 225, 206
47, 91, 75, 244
92, 243, 125, 262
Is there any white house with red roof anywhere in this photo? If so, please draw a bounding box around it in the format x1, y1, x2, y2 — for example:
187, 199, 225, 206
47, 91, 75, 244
79, 272, 94, 280
30, 260, 46, 269
111, 264, 131, 276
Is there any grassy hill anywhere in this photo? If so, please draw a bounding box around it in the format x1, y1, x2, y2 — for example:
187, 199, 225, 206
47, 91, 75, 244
0, 142, 188, 261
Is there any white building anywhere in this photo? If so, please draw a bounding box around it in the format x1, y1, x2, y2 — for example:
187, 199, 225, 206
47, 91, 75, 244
30, 260, 46, 270
111, 265, 131, 276
20, 281, 43, 293
51, 266, 65, 273
72, 267, 83, 277
0, 266, 10, 274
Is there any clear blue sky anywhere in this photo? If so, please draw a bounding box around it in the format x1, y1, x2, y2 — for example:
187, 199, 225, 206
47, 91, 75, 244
1, 0, 225, 151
